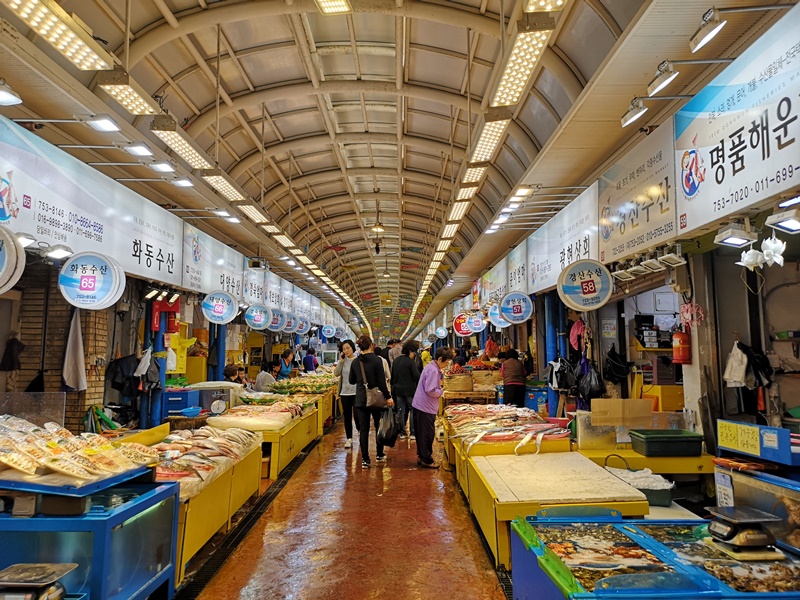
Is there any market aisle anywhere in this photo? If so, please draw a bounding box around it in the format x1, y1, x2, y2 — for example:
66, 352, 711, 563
196, 421, 506, 600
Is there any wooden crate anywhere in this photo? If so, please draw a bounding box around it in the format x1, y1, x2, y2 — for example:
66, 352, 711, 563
471, 370, 502, 386
443, 374, 473, 392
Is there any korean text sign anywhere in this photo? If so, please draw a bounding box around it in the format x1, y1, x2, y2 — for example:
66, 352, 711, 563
182, 222, 244, 297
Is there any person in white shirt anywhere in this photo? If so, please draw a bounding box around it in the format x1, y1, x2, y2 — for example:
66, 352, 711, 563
255, 361, 279, 392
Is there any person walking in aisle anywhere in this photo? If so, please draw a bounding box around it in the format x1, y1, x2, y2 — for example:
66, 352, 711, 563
391, 340, 420, 440
502, 349, 526, 408
334, 340, 359, 449
412, 347, 452, 468
389, 338, 403, 365
277, 349, 294, 380
420, 346, 433, 368
349, 336, 393, 468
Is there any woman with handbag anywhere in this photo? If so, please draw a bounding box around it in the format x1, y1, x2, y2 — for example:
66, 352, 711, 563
334, 340, 359, 449
411, 347, 453, 469
349, 335, 393, 468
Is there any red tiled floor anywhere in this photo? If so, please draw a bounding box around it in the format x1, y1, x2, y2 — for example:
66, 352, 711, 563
196, 421, 506, 600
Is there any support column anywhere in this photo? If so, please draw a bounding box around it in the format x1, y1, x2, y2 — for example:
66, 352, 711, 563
207, 324, 217, 381
216, 324, 227, 380
545, 292, 558, 417
140, 302, 152, 429
150, 310, 167, 428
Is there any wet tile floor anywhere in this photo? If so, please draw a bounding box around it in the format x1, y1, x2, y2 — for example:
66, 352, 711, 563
196, 421, 506, 600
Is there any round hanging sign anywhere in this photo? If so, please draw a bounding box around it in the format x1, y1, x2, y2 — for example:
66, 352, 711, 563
201, 290, 238, 325
0, 228, 25, 297
334, 326, 345, 339
283, 313, 299, 333
266, 309, 287, 332
427, 334, 437, 343
488, 303, 511, 329
453, 313, 471, 337
321, 324, 336, 338
435, 327, 448, 339
58, 252, 125, 310
466, 314, 487, 333
244, 305, 272, 330
556, 259, 614, 312
295, 316, 311, 335
499, 292, 534, 324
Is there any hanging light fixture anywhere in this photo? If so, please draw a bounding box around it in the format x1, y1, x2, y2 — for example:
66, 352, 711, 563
150, 114, 213, 169
766, 208, 800, 234
470, 109, 513, 162
621, 95, 692, 127
491, 17, 556, 107
690, 5, 791, 53
97, 67, 160, 115
0, 79, 22, 106
714, 220, 758, 247
382, 260, 391, 278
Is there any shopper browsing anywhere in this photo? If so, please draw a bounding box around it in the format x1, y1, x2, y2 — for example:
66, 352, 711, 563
412, 347, 452, 468
391, 340, 420, 440
277, 349, 294, 380
334, 340, 359, 449
502, 349, 526, 408
303, 347, 319, 373
420, 346, 433, 368
349, 335, 393, 468
255, 361, 278, 391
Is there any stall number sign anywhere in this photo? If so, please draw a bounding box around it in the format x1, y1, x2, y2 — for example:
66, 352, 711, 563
58, 252, 124, 310
435, 327, 448, 339
296, 317, 311, 335
244, 305, 271, 330
466, 314, 486, 333
499, 292, 533, 324
201, 290, 238, 325
488, 303, 511, 329
321, 324, 336, 338
453, 313, 471, 337
556, 259, 614, 312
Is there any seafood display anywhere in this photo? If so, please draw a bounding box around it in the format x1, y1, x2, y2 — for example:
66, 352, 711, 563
265, 375, 338, 396
0, 415, 156, 484
703, 560, 800, 593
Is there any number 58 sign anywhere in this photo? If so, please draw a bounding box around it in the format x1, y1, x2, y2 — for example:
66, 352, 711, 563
557, 259, 614, 312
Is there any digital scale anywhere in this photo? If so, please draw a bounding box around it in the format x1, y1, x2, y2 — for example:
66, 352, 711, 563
0, 563, 77, 600
706, 506, 786, 560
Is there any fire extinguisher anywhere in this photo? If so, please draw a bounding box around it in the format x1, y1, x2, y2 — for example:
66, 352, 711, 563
672, 328, 691, 364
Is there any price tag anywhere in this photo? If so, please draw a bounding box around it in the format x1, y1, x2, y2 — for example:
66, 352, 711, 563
714, 472, 735, 507
737, 424, 761, 456
762, 430, 779, 450
717, 421, 738, 450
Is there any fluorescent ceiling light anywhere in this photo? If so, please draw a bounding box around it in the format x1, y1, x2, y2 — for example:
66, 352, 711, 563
149, 161, 175, 173
236, 204, 268, 223
621, 98, 648, 128
97, 67, 160, 115
144, 288, 159, 300
0, 0, 114, 70
433, 252, 446, 261
485, 228, 497, 234
298, 256, 313, 265
287, 260, 296, 266
199, 167, 245, 202
447, 201, 470, 222
491, 19, 554, 107
79, 114, 120, 132
647, 61, 680, 97
0, 79, 22, 106
525, 0, 564, 11
714, 223, 757, 247
151, 114, 213, 169
437, 240, 452, 252
225, 217, 240, 224
274, 234, 294, 247
314, 0, 352, 14
289, 248, 304, 255
458, 186, 478, 200
261, 224, 281, 233
442, 223, 458, 239
46, 244, 73, 259
490, 224, 500, 230
463, 165, 488, 183
471, 111, 512, 162
212, 209, 230, 217
690, 8, 727, 53
118, 142, 153, 157
16, 232, 35, 248
778, 195, 800, 209
171, 178, 193, 188
766, 209, 800, 234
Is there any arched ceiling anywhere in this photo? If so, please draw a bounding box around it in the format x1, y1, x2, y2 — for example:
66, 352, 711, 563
0, 0, 689, 336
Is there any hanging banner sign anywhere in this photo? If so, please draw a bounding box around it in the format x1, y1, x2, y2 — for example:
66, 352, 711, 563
182, 223, 244, 297
435, 326, 448, 339
499, 292, 534, 324
0, 116, 183, 287
283, 313, 299, 333
598, 117, 676, 263
321, 324, 336, 338
280, 279, 294, 312
527, 183, 599, 294
296, 316, 311, 335
507, 244, 527, 295
58, 251, 125, 310
201, 290, 238, 325
267, 308, 287, 332
453, 313, 471, 337
242, 260, 266, 306
466, 314, 486, 333
244, 305, 272, 330
556, 259, 614, 312
488, 303, 511, 329
0, 227, 24, 296
472, 280, 480, 309
480, 257, 508, 308
674, 4, 800, 235
264, 271, 282, 309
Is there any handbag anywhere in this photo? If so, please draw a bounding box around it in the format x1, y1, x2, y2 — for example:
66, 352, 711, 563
360, 359, 388, 409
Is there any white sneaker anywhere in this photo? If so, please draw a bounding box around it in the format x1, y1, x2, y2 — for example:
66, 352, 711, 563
344, 439, 352, 448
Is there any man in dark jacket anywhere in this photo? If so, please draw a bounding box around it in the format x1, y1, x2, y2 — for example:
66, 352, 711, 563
349, 336, 393, 468
391, 340, 420, 439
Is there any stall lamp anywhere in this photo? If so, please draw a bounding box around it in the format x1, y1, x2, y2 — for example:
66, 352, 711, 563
171, 178, 193, 188
149, 161, 175, 173
45, 244, 73, 259
225, 217, 241, 224
714, 222, 758, 247
14, 114, 121, 132
641, 256, 666, 272
647, 62, 680, 97
612, 265, 636, 281
167, 292, 180, 305
778, 195, 800, 209
690, 5, 791, 54
156, 290, 168, 302
15, 232, 36, 248
0, 79, 22, 106
766, 209, 800, 234
621, 98, 648, 127
658, 245, 687, 267
118, 142, 153, 157
212, 209, 230, 217
627, 264, 651, 276
144, 288, 160, 300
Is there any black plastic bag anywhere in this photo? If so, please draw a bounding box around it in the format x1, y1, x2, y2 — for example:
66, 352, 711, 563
578, 364, 605, 401
548, 357, 576, 391
604, 344, 632, 384
377, 408, 401, 447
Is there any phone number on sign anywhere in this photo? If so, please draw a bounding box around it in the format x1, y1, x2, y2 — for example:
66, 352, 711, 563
712, 164, 798, 213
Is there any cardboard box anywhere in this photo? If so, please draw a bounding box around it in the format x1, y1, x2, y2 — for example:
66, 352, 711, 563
591, 398, 653, 427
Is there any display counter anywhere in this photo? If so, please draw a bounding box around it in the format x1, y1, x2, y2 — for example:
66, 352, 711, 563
316, 388, 335, 437
261, 409, 317, 479
578, 447, 716, 474
439, 390, 496, 415
467, 452, 649, 570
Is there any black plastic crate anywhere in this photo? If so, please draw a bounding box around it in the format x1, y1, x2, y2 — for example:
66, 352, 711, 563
629, 429, 704, 457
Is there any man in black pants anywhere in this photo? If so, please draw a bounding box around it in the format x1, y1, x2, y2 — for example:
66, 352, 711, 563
349, 335, 393, 468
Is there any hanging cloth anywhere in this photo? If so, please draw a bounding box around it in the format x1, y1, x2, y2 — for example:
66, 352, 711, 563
723, 342, 747, 388
0, 337, 25, 371
62, 309, 87, 392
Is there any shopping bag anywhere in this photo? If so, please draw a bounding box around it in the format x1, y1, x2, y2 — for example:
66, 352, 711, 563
377, 408, 400, 447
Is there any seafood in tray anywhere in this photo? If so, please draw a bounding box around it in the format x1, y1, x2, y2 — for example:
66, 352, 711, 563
702, 560, 800, 593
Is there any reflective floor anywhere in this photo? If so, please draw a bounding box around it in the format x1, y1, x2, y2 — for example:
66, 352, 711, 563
197, 420, 506, 600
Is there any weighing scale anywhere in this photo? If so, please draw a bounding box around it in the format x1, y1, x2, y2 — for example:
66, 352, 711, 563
705, 506, 786, 560
0, 563, 77, 600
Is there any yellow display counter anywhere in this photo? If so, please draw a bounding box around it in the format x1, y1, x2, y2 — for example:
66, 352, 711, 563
578, 447, 716, 474
316, 389, 335, 437
466, 452, 649, 570
261, 409, 318, 479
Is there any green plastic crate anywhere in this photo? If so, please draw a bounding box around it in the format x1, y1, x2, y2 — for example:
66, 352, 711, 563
629, 429, 704, 457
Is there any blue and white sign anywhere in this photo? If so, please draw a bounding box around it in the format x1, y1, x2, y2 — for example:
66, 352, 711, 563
488, 303, 511, 329
267, 308, 287, 332
321, 324, 336, 338
334, 326, 345, 339
201, 290, 238, 325
675, 3, 800, 235
183, 223, 244, 297
435, 326, 448, 339
283, 313, 299, 333
499, 292, 534, 324
556, 259, 614, 312
466, 314, 486, 333
296, 316, 311, 335
244, 304, 271, 330
58, 252, 125, 310
0, 226, 25, 296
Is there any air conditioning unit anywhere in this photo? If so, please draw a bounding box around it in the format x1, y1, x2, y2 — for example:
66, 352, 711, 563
248, 258, 267, 270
